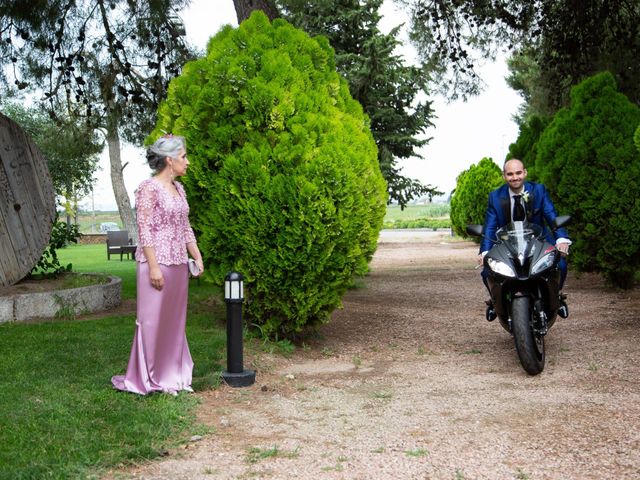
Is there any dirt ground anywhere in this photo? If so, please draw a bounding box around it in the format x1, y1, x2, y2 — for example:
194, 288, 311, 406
107, 231, 640, 480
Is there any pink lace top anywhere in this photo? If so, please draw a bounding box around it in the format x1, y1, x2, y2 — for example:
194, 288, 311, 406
134, 178, 197, 265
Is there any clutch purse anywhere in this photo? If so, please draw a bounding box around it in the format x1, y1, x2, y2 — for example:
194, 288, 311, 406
188, 259, 201, 277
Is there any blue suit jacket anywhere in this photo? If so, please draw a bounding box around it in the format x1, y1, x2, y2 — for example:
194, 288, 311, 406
480, 181, 569, 253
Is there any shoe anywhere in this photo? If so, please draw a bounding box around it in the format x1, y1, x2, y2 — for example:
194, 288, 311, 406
558, 293, 569, 319
485, 300, 497, 322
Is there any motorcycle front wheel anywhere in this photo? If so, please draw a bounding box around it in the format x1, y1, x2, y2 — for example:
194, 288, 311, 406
511, 296, 545, 375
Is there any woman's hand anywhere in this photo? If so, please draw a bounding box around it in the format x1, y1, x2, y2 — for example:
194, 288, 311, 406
195, 258, 204, 275
149, 265, 164, 290
186, 242, 204, 277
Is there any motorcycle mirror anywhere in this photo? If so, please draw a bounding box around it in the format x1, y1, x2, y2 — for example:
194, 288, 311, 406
553, 215, 571, 230
466, 224, 483, 237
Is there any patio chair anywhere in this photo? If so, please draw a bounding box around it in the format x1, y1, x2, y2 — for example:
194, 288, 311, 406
106, 230, 135, 260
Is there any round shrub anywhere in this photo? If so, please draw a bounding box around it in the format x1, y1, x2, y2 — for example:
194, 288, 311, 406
150, 11, 387, 336
535, 72, 640, 288
450, 157, 504, 240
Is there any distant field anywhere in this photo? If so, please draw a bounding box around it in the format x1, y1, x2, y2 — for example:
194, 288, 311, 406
384, 204, 450, 222
75, 204, 451, 232
383, 203, 451, 229
76, 211, 122, 233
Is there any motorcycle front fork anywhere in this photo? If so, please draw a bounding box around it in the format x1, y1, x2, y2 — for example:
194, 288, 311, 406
532, 298, 548, 336
507, 291, 548, 337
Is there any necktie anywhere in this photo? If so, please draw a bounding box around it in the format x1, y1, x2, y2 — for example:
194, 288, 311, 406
513, 194, 525, 221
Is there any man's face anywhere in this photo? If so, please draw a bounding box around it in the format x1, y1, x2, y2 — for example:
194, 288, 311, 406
503, 160, 527, 192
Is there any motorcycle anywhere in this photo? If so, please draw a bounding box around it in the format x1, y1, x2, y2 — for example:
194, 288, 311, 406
466, 216, 571, 375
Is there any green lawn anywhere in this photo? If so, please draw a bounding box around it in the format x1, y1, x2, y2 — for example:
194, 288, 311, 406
0, 245, 227, 479
58, 244, 139, 299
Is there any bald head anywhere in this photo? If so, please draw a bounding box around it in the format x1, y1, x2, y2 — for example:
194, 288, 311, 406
503, 158, 525, 173
503, 158, 527, 193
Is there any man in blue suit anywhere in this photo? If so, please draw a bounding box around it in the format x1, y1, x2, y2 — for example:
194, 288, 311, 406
479, 158, 570, 320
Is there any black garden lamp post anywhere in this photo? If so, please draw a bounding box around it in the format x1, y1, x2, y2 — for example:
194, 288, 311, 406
221, 272, 255, 387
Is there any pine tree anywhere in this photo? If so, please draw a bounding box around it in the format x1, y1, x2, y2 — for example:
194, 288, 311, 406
233, 0, 279, 22
0, 1, 195, 241
401, 0, 640, 113
279, 0, 440, 207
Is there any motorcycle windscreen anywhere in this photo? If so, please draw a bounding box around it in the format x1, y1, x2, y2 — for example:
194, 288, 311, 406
498, 221, 542, 266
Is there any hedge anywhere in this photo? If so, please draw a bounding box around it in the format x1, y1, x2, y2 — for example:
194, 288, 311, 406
535, 71, 640, 288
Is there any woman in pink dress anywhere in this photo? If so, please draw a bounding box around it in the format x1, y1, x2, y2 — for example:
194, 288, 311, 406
112, 135, 204, 396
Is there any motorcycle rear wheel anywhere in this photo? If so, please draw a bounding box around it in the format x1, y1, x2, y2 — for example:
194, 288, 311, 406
511, 296, 545, 375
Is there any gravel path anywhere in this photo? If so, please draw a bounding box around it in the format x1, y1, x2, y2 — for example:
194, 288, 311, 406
107, 231, 640, 479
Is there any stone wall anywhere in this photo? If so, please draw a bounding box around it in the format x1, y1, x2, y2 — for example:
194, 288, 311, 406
0, 275, 122, 323
79, 233, 107, 245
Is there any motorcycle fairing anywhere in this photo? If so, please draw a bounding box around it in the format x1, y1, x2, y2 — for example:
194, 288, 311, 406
484, 221, 563, 330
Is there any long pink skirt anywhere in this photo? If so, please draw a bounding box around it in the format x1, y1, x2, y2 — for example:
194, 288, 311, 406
111, 262, 194, 395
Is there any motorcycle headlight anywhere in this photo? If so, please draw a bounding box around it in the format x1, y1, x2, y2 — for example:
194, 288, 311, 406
487, 258, 516, 277
531, 252, 555, 275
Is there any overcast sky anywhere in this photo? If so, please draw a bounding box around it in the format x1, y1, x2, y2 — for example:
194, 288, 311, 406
83, 0, 521, 211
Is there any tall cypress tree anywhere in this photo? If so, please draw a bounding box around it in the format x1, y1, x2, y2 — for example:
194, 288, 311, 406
278, 0, 440, 207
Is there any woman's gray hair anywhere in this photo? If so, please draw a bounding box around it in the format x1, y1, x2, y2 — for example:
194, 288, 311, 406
146, 135, 186, 172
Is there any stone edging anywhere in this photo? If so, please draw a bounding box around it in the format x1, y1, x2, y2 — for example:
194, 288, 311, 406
0, 275, 122, 323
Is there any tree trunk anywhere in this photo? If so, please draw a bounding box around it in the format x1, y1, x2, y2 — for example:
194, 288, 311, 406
107, 126, 138, 244
233, 0, 279, 23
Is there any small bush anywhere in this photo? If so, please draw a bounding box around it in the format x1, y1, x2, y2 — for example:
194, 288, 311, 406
535, 71, 640, 288
150, 12, 387, 336
31, 214, 80, 276
449, 158, 503, 241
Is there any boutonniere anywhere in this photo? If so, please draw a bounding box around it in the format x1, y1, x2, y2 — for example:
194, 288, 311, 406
521, 190, 530, 203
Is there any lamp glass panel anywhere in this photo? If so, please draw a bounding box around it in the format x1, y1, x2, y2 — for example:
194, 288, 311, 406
231, 282, 240, 299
